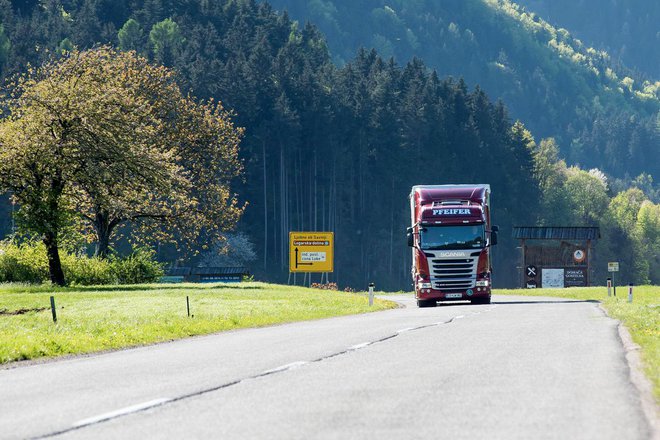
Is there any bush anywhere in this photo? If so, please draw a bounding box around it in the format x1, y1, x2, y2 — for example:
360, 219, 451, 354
109, 248, 164, 284
0, 240, 163, 285
0, 240, 49, 283
61, 253, 115, 286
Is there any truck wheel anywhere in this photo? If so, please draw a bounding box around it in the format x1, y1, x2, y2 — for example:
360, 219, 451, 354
471, 296, 491, 305
417, 299, 437, 308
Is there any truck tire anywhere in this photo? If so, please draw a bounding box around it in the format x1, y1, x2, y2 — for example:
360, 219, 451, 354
471, 296, 491, 305
417, 299, 437, 308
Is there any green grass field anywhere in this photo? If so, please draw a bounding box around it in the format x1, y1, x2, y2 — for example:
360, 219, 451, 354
0, 282, 396, 364
495, 286, 659, 400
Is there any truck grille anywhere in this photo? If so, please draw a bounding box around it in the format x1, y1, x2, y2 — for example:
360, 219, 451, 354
426, 252, 479, 291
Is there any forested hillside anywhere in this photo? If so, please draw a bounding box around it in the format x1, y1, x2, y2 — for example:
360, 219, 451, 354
0, 0, 542, 288
266, 0, 659, 184
516, 0, 659, 78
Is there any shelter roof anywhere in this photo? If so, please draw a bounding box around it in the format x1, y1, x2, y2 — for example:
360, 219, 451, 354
512, 226, 600, 240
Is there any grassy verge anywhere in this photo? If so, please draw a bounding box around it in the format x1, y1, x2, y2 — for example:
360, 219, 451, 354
495, 286, 659, 401
0, 282, 396, 364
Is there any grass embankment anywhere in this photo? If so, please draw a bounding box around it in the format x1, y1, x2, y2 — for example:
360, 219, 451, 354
495, 286, 659, 400
0, 282, 396, 364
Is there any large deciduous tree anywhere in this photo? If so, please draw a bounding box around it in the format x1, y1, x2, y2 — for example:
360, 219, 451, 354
0, 116, 75, 285
0, 46, 244, 284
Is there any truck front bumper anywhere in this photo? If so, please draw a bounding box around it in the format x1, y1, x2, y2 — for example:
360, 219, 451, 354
416, 286, 490, 301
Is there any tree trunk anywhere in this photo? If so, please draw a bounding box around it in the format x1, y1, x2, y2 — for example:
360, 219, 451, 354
94, 212, 111, 258
93, 211, 118, 259
95, 228, 111, 259
263, 141, 268, 271
43, 233, 65, 286
314, 148, 317, 230
280, 146, 285, 269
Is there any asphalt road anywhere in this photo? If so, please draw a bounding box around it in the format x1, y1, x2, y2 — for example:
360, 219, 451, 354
1, 295, 653, 439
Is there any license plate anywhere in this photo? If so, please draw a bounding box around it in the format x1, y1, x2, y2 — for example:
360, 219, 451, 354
445, 293, 462, 299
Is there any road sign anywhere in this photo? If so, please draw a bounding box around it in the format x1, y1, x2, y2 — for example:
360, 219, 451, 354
564, 268, 587, 287
608, 262, 619, 272
289, 232, 334, 273
542, 268, 564, 288
526, 265, 537, 278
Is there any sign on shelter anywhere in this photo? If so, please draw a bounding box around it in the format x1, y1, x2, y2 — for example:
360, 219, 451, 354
289, 232, 334, 273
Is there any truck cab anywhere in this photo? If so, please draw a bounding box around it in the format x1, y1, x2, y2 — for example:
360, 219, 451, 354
407, 185, 498, 307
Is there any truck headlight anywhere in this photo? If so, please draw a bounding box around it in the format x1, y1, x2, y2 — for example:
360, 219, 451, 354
475, 280, 489, 287
419, 282, 432, 289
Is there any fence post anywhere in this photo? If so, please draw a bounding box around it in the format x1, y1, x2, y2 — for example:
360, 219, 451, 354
50, 296, 57, 323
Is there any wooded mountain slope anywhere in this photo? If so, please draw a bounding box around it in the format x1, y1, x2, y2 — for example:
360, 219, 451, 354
267, 0, 659, 184
516, 0, 659, 78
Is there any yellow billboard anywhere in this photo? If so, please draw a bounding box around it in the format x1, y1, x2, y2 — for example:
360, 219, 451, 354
289, 232, 334, 273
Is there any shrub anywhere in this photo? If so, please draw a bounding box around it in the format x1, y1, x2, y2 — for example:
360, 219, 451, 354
0, 240, 163, 285
61, 253, 115, 286
109, 248, 164, 284
0, 240, 49, 283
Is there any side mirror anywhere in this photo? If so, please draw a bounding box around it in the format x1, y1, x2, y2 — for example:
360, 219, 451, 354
406, 227, 414, 247
491, 230, 498, 246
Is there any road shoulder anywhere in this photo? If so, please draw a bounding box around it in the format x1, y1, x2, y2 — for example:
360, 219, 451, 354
610, 307, 660, 438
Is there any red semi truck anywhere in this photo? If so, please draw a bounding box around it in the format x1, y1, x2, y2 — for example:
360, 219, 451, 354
407, 184, 499, 307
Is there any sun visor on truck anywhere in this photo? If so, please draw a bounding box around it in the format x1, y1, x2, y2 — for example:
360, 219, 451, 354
420, 205, 484, 224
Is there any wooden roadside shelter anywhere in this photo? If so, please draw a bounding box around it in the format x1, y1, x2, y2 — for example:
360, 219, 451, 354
512, 227, 600, 288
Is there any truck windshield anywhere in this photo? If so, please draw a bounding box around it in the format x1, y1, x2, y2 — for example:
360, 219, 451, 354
420, 225, 485, 250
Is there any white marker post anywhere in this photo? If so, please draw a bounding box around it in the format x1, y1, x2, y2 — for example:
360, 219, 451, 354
368, 283, 374, 306
628, 283, 633, 303
607, 277, 612, 297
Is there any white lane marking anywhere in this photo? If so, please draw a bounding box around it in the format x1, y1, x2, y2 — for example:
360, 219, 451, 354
348, 342, 371, 350
261, 361, 308, 375
454, 315, 465, 319
72, 398, 171, 428
397, 327, 415, 333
